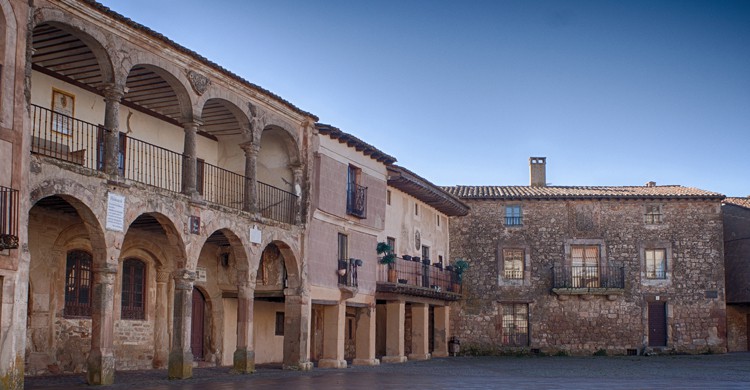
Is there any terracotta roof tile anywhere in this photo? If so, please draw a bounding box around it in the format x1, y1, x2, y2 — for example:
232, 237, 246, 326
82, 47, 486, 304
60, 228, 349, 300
724, 197, 750, 209
442, 185, 724, 200
316, 123, 397, 164
387, 165, 469, 216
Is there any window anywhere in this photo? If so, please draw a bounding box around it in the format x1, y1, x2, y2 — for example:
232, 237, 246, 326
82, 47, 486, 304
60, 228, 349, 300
645, 205, 662, 224
503, 249, 524, 279
338, 233, 348, 284
645, 249, 667, 279
505, 205, 522, 226
501, 303, 528, 346
275, 312, 285, 336
437, 215, 440, 226
64, 250, 93, 317
387, 236, 396, 255
386, 190, 391, 205
422, 245, 430, 261
346, 165, 367, 218
438, 255, 444, 266
571, 245, 599, 287
121, 258, 146, 320
415, 203, 419, 216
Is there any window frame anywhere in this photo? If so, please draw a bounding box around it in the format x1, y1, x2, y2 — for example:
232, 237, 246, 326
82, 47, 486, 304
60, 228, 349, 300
121, 258, 147, 320
500, 303, 529, 347
504, 205, 523, 226
502, 249, 525, 280
64, 250, 93, 318
644, 204, 663, 224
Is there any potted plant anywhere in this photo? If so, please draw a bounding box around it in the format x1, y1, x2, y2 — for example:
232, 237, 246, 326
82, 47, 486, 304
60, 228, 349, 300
377, 242, 397, 282
413, 256, 421, 262
452, 258, 469, 293
403, 255, 412, 261
422, 257, 431, 265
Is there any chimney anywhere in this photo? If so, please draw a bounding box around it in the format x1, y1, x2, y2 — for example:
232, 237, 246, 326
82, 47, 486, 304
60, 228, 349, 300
529, 157, 546, 187
645, 181, 656, 187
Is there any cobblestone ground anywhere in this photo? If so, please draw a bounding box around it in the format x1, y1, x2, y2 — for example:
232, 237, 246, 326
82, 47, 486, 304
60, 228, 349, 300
26, 353, 750, 389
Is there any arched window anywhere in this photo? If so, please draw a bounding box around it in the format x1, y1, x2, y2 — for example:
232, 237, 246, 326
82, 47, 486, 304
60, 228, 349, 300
121, 258, 146, 320
64, 250, 92, 317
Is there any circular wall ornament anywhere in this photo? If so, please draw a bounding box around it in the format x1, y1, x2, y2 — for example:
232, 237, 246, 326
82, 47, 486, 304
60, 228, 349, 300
415, 230, 421, 250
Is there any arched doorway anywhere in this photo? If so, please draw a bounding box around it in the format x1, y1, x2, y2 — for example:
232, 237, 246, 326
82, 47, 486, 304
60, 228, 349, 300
191, 288, 206, 360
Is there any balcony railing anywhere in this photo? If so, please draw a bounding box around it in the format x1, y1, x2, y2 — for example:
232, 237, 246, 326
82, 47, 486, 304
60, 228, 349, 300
505, 216, 523, 226
0, 186, 19, 250
346, 183, 367, 218
30, 104, 298, 224
338, 258, 359, 288
551, 265, 625, 289
377, 257, 462, 299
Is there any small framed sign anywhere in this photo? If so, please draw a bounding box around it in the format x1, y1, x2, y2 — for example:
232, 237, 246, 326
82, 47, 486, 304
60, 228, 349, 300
51, 89, 75, 135
189, 216, 201, 235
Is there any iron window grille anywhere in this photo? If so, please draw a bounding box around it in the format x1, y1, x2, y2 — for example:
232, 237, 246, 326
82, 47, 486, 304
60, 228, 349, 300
645, 249, 667, 279
346, 183, 367, 218
64, 250, 93, 317
501, 303, 529, 346
505, 205, 523, 226
121, 258, 146, 320
0, 185, 19, 250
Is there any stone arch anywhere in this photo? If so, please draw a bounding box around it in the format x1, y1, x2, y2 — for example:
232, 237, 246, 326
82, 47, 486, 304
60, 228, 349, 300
263, 239, 302, 291
122, 211, 187, 270
199, 97, 251, 133
124, 62, 194, 122
258, 125, 301, 193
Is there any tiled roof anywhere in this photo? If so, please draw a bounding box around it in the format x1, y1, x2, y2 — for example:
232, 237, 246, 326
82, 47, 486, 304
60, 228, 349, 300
81, 1, 317, 121
316, 123, 397, 164
442, 185, 724, 200
724, 197, 750, 209
387, 165, 469, 216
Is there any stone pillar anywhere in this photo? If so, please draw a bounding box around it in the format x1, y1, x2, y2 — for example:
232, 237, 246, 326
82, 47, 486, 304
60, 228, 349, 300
181, 120, 201, 197
283, 292, 313, 370
432, 305, 450, 358
240, 142, 260, 213
168, 269, 195, 379
318, 303, 347, 368
409, 303, 431, 360
382, 300, 407, 363
352, 305, 379, 366
86, 264, 118, 385
153, 270, 171, 368
102, 85, 124, 177
290, 165, 303, 224
233, 282, 255, 373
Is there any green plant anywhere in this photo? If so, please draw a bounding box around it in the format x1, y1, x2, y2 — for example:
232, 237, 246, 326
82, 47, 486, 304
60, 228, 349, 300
379, 253, 396, 265
452, 258, 470, 282
376, 242, 396, 266
376, 242, 392, 255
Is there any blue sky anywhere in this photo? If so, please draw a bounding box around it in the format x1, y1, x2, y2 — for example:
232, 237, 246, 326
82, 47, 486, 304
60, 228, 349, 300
99, 0, 750, 196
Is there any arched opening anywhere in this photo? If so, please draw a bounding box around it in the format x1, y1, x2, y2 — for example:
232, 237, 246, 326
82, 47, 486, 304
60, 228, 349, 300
191, 287, 207, 361
254, 242, 288, 364
258, 126, 298, 193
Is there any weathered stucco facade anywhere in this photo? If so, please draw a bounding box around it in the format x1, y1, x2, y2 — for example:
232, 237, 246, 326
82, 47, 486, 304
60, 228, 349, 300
445, 159, 727, 355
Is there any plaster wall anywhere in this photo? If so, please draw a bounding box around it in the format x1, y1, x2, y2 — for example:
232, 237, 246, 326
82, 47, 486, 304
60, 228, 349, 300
384, 187, 449, 263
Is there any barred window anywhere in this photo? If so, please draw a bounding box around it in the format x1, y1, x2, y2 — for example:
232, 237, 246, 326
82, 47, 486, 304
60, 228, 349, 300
64, 250, 92, 317
501, 303, 529, 346
505, 205, 522, 226
121, 258, 146, 320
645, 205, 662, 224
645, 249, 667, 279
275, 312, 285, 336
503, 249, 524, 279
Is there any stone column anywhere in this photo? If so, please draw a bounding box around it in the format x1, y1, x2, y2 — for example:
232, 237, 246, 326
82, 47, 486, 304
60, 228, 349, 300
408, 303, 431, 360
233, 282, 255, 373
153, 270, 171, 368
240, 142, 260, 213
352, 305, 379, 366
102, 85, 124, 177
432, 306, 450, 358
318, 303, 347, 368
382, 300, 407, 363
86, 264, 118, 385
290, 165, 303, 224
181, 121, 201, 197
283, 291, 313, 370
168, 269, 195, 379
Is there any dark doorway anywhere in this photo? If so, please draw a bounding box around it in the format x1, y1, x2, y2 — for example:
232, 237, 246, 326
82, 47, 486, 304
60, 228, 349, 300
192, 288, 206, 360
648, 301, 667, 347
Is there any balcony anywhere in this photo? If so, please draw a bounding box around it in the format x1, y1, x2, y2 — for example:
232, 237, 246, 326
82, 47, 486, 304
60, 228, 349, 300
0, 185, 19, 250
346, 183, 367, 218
376, 257, 462, 301
30, 104, 297, 224
551, 265, 625, 297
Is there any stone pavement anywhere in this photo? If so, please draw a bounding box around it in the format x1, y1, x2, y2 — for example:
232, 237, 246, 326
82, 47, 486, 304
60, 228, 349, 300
25, 353, 750, 389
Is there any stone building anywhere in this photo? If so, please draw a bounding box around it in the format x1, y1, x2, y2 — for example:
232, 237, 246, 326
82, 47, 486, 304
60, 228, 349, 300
444, 157, 727, 355
723, 197, 750, 352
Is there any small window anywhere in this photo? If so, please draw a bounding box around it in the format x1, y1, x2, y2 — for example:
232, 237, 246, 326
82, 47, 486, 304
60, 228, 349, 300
422, 245, 430, 261
275, 312, 285, 336
387, 236, 396, 255
347, 317, 354, 340
121, 258, 146, 320
503, 249, 524, 279
645, 205, 662, 224
438, 255, 444, 266
645, 249, 667, 279
501, 303, 529, 346
505, 205, 522, 226
386, 190, 391, 205
437, 215, 440, 226
338, 233, 348, 261
415, 203, 419, 216
64, 250, 93, 318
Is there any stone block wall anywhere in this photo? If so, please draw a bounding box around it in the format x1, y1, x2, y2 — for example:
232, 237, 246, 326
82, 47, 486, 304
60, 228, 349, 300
114, 321, 155, 370
449, 198, 726, 355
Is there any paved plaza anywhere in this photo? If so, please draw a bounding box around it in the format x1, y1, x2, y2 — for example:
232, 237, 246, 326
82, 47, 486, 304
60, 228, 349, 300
25, 353, 750, 389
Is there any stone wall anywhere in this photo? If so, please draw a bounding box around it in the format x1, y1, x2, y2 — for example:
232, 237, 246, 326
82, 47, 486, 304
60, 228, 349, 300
449, 198, 726, 355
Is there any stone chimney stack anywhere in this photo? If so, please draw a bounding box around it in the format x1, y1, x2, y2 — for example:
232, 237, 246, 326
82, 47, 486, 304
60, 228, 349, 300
529, 157, 546, 187
645, 181, 656, 187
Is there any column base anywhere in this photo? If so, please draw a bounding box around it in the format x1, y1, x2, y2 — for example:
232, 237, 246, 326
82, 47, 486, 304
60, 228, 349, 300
381, 355, 408, 363
231, 349, 255, 374
432, 351, 449, 358
168, 350, 194, 379
352, 358, 380, 366
86, 349, 115, 385
283, 361, 314, 371
318, 359, 347, 369
408, 353, 431, 361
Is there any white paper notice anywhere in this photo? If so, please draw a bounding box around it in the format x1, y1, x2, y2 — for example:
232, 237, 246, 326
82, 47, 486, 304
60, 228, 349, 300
250, 225, 262, 244
106, 192, 125, 232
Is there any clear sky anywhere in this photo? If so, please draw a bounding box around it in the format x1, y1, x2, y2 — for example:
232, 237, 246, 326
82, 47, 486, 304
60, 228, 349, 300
99, 0, 750, 196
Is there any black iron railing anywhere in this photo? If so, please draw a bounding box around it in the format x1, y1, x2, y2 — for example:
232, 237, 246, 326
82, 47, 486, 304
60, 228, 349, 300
505, 216, 523, 226
123, 136, 183, 193
258, 182, 297, 224
377, 257, 461, 294
646, 269, 667, 279
31, 104, 98, 169
346, 183, 367, 218
338, 258, 359, 287
551, 265, 625, 289
201, 162, 244, 208
0, 186, 19, 250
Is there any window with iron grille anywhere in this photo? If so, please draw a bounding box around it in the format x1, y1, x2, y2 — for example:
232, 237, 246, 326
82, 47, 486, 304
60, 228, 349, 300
501, 303, 529, 346
64, 250, 93, 317
571, 245, 600, 287
505, 205, 522, 226
275, 312, 285, 336
121, 258, 146, 320
503, 249, 524, 279
644, 205, 662, 224
645, 249, 667, 279
338, 233, 348, 284
346, 165, 367, 218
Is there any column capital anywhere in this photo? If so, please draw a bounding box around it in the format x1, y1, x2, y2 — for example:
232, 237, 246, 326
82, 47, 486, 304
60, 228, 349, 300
156, 270, 172, 283
180, 119, 204, 129
100, 83, 125, 102
240, 142, 261, 155
93, 264, 119, 275
173, 269, 196, 290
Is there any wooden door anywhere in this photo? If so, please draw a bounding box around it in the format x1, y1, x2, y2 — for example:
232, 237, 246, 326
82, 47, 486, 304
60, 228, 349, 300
192, 288, 206, 360
648, 301, 667, 347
